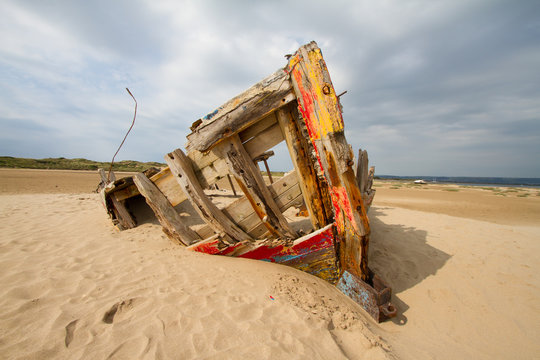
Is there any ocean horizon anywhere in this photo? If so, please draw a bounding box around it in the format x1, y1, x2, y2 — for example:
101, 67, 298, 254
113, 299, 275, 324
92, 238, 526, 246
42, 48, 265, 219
377, 175, 540, 188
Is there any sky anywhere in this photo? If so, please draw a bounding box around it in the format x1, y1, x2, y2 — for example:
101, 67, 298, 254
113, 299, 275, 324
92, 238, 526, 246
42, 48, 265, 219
1, 0, 539, 177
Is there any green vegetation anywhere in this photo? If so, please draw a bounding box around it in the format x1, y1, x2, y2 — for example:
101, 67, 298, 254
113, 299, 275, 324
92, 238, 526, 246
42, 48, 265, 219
0, 156, 165, 172
443, 188, 459, 192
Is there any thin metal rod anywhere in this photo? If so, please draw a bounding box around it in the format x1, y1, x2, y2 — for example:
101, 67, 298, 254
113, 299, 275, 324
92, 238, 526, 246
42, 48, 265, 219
108, 88, 137, 182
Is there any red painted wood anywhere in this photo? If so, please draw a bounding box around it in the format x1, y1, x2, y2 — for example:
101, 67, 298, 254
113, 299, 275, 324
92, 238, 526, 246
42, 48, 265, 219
238, 225, 334, 263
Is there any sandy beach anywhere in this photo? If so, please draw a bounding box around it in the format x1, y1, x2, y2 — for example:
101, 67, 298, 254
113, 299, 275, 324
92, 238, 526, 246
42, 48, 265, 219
0, 168, 538, 359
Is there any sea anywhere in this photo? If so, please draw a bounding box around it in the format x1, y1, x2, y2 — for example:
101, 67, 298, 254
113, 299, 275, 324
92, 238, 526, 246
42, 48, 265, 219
377, 175, 540, 188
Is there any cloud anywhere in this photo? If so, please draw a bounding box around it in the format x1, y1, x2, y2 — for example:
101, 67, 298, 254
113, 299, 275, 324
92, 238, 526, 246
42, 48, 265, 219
1, 0, 539, 176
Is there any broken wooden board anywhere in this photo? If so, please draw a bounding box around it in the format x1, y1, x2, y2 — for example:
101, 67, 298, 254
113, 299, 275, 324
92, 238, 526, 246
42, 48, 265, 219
194, 170, 304, 239
216, 135, 297, 240
133, 172, 200, 246
166, 148, 253, 244
186, 68, 295, 153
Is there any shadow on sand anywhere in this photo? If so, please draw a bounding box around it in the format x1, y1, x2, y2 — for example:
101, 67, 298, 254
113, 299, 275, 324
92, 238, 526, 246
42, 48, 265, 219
368, 206, 451, 325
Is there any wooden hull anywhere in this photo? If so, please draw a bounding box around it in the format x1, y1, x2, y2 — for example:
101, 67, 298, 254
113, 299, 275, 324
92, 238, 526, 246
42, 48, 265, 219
98, 41, 394, 322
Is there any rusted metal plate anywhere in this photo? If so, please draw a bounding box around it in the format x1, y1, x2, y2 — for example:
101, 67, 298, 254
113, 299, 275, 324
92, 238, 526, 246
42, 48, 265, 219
337, 270, 397, 322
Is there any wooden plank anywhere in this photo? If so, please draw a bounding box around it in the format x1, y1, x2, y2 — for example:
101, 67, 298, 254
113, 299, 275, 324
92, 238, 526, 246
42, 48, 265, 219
110, 117, 286, 205
187, 234, 245, 256
133, 173, 200, 246
165, 148, 253, 243
216, 135, 297, 240
186, 68, 296, 153
288, 41, 371, 281
243, 122, 284, 159
109, 193, 136, 230
230, 171, 303, 238
194, 171, 302, 240
245, 179, 303, 238
276, 106, 330, 229
236, 224, 339, 283
113, 183, 141, 202
356, 149, 369, 193
239, 112, 277, 143
98, 168, 114, 183
363, 166, 376, 212
226, 174, 237, 196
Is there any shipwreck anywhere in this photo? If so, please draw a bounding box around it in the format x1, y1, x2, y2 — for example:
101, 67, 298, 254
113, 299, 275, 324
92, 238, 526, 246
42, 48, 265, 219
97, 41, 396, 322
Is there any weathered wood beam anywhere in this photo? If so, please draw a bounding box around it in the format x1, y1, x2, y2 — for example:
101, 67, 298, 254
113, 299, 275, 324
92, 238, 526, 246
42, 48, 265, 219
98, 168, 115, 184
239, 112, 277, 143
111, 114, 286, 206
288, 41, 371, 281
356, 149, 369, 193
276, 106, 330, 229
226, 174, 237, 196
215, 135, 297, 240
231, 171, 302, 238
166, 149, 253, 243
186, 68, 295, 153
243, 122, 284, 159
109, 193, 136, 230
364, 166, 376, 211
194, 171, 302, 240
133, 173, 200, 246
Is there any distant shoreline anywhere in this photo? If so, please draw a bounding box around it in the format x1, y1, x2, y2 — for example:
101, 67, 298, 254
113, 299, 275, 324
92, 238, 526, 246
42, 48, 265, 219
377, 175, 540, 188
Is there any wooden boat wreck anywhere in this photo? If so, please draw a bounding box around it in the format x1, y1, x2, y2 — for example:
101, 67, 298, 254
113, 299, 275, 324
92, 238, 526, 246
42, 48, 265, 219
98, 41, 396, 322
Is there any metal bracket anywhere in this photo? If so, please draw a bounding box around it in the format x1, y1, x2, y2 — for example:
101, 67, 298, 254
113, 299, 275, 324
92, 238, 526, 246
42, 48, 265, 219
337, 269, 397, 322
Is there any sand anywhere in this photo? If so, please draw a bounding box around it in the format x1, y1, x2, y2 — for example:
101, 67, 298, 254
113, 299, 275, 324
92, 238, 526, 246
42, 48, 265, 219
0, 169, 539, 359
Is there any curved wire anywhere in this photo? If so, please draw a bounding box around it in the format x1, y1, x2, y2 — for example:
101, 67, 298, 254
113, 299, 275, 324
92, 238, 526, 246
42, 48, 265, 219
108, 88, 137, 182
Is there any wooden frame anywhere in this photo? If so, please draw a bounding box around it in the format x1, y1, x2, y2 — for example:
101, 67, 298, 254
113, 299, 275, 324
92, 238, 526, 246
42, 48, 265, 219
97, 41, 394, 322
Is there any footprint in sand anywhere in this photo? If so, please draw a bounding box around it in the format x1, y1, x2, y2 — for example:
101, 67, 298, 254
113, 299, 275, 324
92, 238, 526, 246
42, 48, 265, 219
64, 319, 78, 347
102, 298, 143, 324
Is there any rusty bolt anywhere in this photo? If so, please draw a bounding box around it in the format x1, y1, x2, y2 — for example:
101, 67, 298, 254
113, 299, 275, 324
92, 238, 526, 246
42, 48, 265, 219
322, 85, 331, 95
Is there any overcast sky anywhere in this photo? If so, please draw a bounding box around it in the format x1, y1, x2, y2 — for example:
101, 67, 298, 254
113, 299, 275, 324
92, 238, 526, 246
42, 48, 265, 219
1, 0, 539, 177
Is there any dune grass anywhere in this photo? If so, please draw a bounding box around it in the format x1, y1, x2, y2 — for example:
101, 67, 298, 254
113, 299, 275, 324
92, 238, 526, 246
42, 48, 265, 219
0, 156, 165, 173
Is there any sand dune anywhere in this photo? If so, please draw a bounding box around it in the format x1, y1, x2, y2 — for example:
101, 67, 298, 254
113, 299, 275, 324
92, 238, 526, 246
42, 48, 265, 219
0, 169, 539, 359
